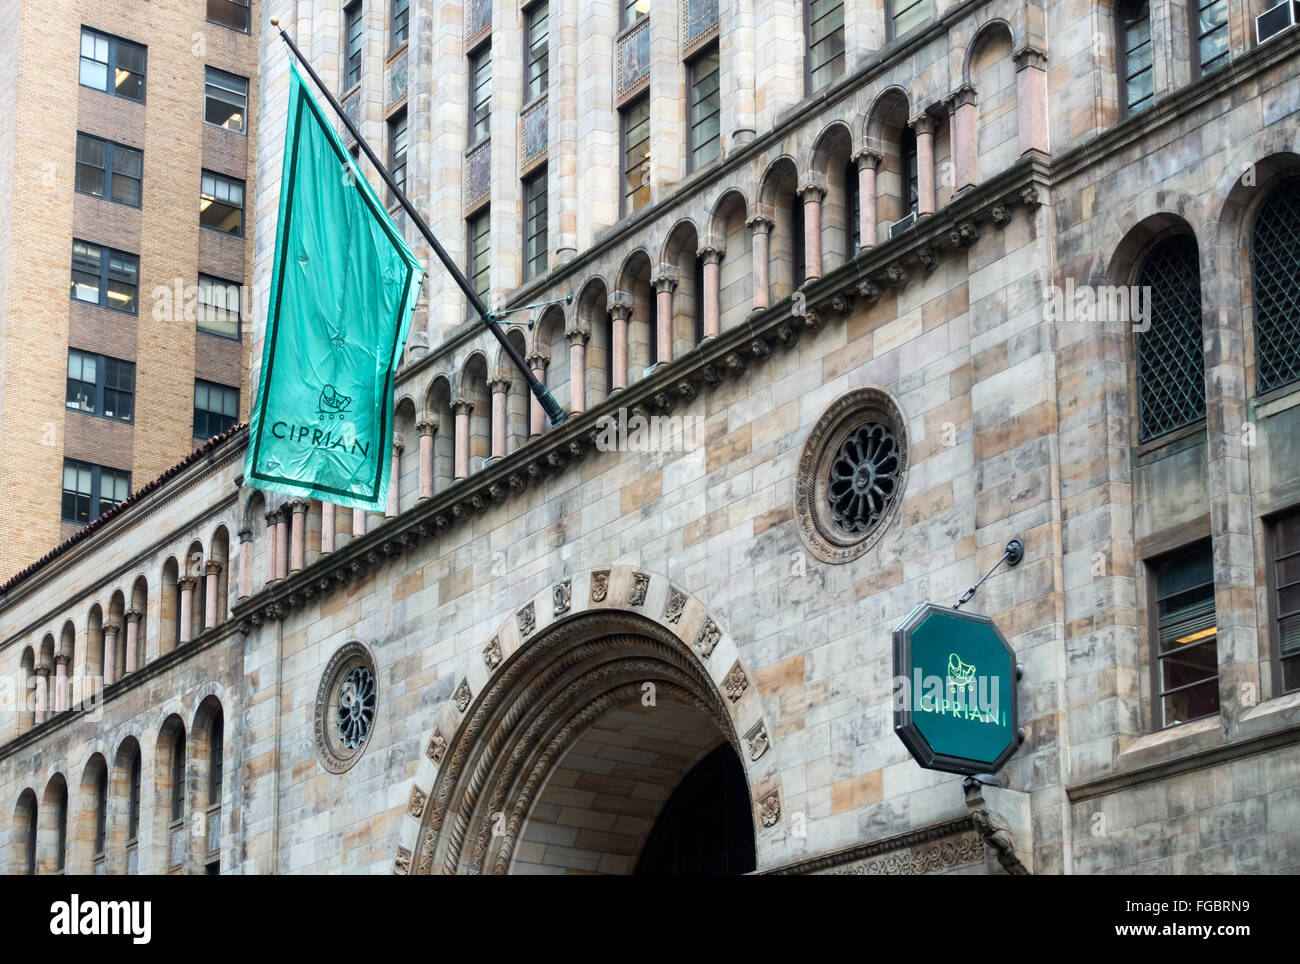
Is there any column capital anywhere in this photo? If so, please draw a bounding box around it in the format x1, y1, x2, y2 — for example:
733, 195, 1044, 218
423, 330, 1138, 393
124, 609, 142, 625
417, 420, 437, 436
238, 525, 253, 543
910, 113, 938, 136
651, 273, 678, 293
698, 245, 723, 265
608, 290, 634, 319
564, 327, 590, 346
205, 559, 223, 575
452, 398, 475, 416
54, 652, 71, 667
797, 180, 827, 202
104, 621, 121, 636
1013, 45, 1047, 70
745, 213, 774, 233
34, 664, 50, 678
178, 576, 198, 591
946, 84, 978, 109
525, 351, 550, 370
392, 433, 405, 452
609, 302, 634, 323
852, 148, 883, 170
265, 510, 281, 526
289, 499, 310, 515
487, 377, 511, 395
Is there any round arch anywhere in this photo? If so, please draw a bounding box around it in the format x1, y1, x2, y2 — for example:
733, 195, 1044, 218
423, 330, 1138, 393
395, 567, 783, 875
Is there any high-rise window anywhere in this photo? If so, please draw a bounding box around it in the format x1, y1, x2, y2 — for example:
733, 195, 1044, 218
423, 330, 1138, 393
70, 241, 138, 313
66, 349, 135, 422
207, 0, 251, 32
1271, 509, 1300, 695
388, 110, 408, 201
194, 380, 240, 439
171, 732, 186, 824
468, 209, 491, 300
846, 158, 860, 252
524, 168, 548, 281
197, 275, 242, 339
1195, 0, 1229, 76
469, 45, 492, 144
622, 0, 649, 28
391, 0, 410, 50
79, 28, 146, 102
1119, 0, 1153, 116
204, 68, 248, 133
622, 95, 651, 215
1251, 177, 1300, 395
345, 2, 364, 90
1135, 235, 1205, 442
1152, 542, 1220, 728
200, 171, 245, 235
901, 126, 918, 217
687, 45, 720, 170
62, 459, 130, 525
525, 3, 550, 102
807, 0, 845, 91
888, 0, 931, 39
75, 134, 142, 208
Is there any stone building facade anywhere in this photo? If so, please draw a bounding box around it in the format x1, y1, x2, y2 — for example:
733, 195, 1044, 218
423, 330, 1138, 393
0, 0, 261, 581
1, 0, 1298, 874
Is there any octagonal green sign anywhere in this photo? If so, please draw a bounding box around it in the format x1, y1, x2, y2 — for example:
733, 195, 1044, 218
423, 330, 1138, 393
892, 602, 1021, 775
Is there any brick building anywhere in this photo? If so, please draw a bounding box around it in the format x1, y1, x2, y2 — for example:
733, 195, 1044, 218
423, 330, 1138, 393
0, 0, 260, 581
1, 0, 1299, 874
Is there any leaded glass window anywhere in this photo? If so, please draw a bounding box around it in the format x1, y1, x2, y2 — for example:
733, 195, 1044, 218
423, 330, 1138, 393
1136, 235, 1205, 441
1252, 178, 1300, 395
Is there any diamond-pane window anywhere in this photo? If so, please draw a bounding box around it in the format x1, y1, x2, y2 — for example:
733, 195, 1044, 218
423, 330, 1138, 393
1136, 235, 1205, 442
1252, 178, 1300, 395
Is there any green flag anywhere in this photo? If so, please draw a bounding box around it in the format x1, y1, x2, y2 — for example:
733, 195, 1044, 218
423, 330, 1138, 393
244, 63, 423, 513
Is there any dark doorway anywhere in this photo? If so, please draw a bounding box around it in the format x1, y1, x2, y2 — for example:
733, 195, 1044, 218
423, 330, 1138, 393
635, 743, 756, 875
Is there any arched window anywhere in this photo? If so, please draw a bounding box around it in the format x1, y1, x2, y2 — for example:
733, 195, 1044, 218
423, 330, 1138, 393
55, 785, 67, 873
16, 790, 37, 875
1136, 234, 1205, 442
1118, 0, 1153, 116
93, 766, 108, 873
169, 729, 186, 872
207, 708, 224, 873
126, 751, 141, 874
1251, 177, 1300, 395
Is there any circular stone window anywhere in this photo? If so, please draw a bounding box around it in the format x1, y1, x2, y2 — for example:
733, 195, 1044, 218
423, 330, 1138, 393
314, 641, 379, 773
794, 387, 908, 564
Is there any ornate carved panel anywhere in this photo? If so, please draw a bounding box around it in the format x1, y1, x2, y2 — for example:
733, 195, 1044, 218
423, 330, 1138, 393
617, 19, 651, 105
520, 96, 548, 175
465, 139, 491, 214
682, 0, 719, 57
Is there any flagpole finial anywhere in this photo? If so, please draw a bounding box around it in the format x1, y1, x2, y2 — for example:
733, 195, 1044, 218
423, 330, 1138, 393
270, 16, 280, 25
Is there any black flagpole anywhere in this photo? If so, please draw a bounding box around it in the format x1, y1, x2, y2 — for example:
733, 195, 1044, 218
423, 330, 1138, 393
270, 17, 567, 428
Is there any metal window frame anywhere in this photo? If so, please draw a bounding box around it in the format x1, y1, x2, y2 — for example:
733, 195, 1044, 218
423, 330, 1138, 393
1117, 0, 1154, 118
199, 168, 246, 237
686, 42, 721, 173
467, 207, 492, 303
197, 273, 243, 340
69, 239, 139, 314
61, 457, 131, 525
206, 0, 252, 34
1250, 176, 1300, 395
388, 107, 408, 201
390, 0, 410, 51
523, 0, 550, 104
620, 93, 651, 218
621, 0, 648, 31
522, 165, 548, 281
75, 132, 143, 208
78, 27, 147, 104
66, 348, 136, 423
804, 0, 846, 94
886, 0, 931, 42
1146, 538, 1220, 730
202, 66, 249, 134
344, 1, 365, 91
1266, 506, 1300, 696
193, 378, 240, 440
1134, 233, 1206, 442
468, 42, 493, 147
1192, 0, 1230, 76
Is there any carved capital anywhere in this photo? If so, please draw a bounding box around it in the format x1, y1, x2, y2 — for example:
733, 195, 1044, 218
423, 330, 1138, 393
697, 245, 723, 265
564, 327, 590, 346
1013, 44, 1048, 71
797, 181, 827, 203
745, 214, 774, 234
488, 377, 511, 395
946, 83, 977, 109
451, 398, 475, 416
124, 609, 142, 625
178, 576, 198, 591
525, 351, 550, 371
417, 420, 437, 437
205, 559, 223, 575
852, 148, 883, 171
651, 272, 678, 293
910, 113, 938, 136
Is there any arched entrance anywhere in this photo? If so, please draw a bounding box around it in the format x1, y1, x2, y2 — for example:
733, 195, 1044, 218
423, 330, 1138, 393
399, 569, 783, 875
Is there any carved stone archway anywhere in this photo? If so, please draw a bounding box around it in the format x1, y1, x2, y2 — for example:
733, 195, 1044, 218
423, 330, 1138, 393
392, 568, 784, 874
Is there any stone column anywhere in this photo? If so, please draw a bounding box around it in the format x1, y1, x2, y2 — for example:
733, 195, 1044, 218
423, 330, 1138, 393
699, 247, 722, 337
204, 560, 221, 630
54, 653, 69, 714
1014, 47, 1049, 155
124, 610, 141, 675
320, 503, 336, 553
238, 527, 252, 598
798, 184, 825, 281
609, 300, 632, 390
34, 666, 49, 725
290, 501, 308, 570
387, 438, 404, 517
178, 577, 196, 644
453, 399, 474, 478
747, 215, 772, 311
265, 511, 279, 585
854, 149, 881, 249
947, 85, 978, 192
731, 0, 757, 146
912, 114, 937, 217
274, 511, 289, 581
489, 379, 510, 459
651, 271, 677, 363
526, 353, 549, 435
103, 623, 120, 686
417, 422, 436, 499
565, 333, 588, 413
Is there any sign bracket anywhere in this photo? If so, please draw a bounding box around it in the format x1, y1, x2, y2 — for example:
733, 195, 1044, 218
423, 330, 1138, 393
953, 538, 1024, 609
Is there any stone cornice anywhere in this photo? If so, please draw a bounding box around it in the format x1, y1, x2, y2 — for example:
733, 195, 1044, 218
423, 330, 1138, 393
765, 813, 978, 874
234, 157, 1048, 631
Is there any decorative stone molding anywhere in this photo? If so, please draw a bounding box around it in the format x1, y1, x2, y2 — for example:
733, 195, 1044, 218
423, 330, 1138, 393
426, 732, 447, 765
852, 147, 882, 170
483, 636, 503, 670
1013, 44, 1048, 71
759, 789, 781, 828
629, 571, 650, 606
745, 720, 770, 760
407, 786, 427, 819
553, 579, 571, 615
723, 662, 748, 701
453, 678, 472, 713
591, 570, 610, 602
694, 618, 720, 657
770, 815, 988, 875
663, 587, 686, 624
517, 600, 536, 637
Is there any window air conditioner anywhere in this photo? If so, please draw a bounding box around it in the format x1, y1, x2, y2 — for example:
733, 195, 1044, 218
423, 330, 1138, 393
1257, 0, 1300, 43
889, 212, 917, 238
